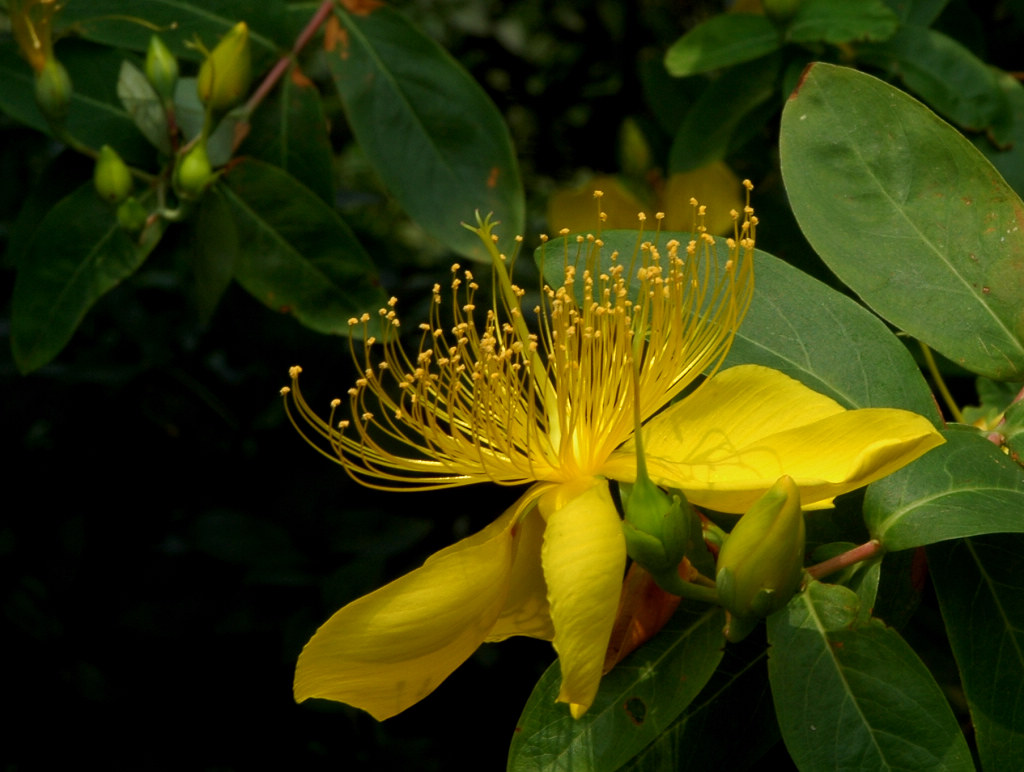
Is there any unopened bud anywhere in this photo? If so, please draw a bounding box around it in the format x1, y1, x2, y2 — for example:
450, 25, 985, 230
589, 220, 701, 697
621, 478, 693, 579
763, 0, 802, 21
94, 145, 133, 204
116, 196, 149, 232
145, 35, 179, 101
197, 22, 251, 112
716, 476, 805, 638
174, 141, 215, 199
34, 57, 72, 122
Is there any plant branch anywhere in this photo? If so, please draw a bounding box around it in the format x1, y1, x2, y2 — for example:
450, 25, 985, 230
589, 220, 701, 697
806, 539, 883, 580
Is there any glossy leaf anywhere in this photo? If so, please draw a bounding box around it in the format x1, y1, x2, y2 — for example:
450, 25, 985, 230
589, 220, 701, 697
243, 65, 335, 203
11, 185, 164, 373
859, 26, 1007, 131
326, 5, 524, 260
537, 231, 938, 418
507, 605, 725, 772
787, 0, 899, 44
930, 534, 1024, 772
617, 644, 778, 771
864, 426, 1024, 550
781, 62, 1024, 380
668, 55, 780, 174
664, 14, 780, 77
767, 581, 973, 771
218, 159, 386, 336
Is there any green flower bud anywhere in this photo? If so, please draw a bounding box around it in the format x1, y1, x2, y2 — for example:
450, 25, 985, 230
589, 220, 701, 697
197, 22, 252, 112
116, 196, 149, 232
94, 145, 134, 204
145, 35, 179, 101
34, 57, 73, 122
716, 475, 805, 633
174, 140, 215, 199
763, 0, 802, 22
621, 477, 693, 578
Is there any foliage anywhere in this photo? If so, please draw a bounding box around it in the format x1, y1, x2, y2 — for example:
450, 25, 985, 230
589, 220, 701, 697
4, 0, 1024, 769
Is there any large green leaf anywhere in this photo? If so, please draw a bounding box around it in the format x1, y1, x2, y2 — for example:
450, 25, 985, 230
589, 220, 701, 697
0, 41, 154, 165
767, 581, 973, 771
664, 14, 781, 78
536, 231, 938, 418
56, 0, 288, 67
11, 185, 165, 373
930, 534, 1024, 772
781, 62, 1024, 381
243, 64, 334, 203
864, 426, 1024, 550
326, 5, 524, 260
859, 26, 1007, 131
219, 159, 386, 335
507, 605, 725, 772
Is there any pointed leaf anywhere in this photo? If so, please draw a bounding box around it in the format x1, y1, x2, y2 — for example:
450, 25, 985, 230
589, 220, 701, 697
664, 14, 781, 78
11, 185, 164, 373
787, 0, 899, 44
117, 60, 171, 155
929, 534, 1024, 772
768, 581, 973, 771
781, 62, 1024, 380
864, 426, 1024, 550
507, 605, 725, 772
218, 159, 386, 335
191, 185, 239, 324
326, 5, 524, 260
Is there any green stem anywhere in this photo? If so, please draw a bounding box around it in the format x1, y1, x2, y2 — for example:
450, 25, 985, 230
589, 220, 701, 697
806, 539, 882, 580
919, 341, 963, 423
651, 569, 720, 604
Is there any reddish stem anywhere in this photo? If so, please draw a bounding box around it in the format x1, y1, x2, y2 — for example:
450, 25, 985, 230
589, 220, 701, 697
806, 539, 883, 580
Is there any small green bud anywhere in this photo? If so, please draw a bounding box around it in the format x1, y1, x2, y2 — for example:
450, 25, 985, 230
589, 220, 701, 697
116, 196, 149, 232
145, 35, 179, 101
94, 145, 134, 204
34, 57, 73, 122
174, 141, 215, 199
197, 22, 252, 112
621, 478, 693, 578
715, 475, 805, 632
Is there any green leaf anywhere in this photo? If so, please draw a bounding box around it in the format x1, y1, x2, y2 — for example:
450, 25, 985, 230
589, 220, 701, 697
864, 425, 1024, 550
507, 605, 725, 772
191, 185, 239, 325
787, 0, 899, 44
767, 581, 974, 771
116, 60, 171, 155
930, 534, 1024, 772
781, 62, 1024, 380
537, 231, 938, 418
0, 40, 154, 165
974, 70, 1024, 198
859, 26, 1007, 131
326, 5, 524, 260
883, 0, 951, 26
664, 14, 781, 78
218, 159, 386, 335
56, 0, 287, 69
11, 185, 164, 373
616, 643, 779, 771
243, 64, 334, 203
668, 55, 781, 174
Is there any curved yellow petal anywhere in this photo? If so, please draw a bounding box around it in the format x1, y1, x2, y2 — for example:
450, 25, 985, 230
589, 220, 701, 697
606, 365, 943, 513
294, 495, 530, 720
487, 503, 555, 642
539, 478, 627, 718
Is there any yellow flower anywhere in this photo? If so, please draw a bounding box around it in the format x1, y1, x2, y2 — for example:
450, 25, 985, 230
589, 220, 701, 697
283, 185, 943, 720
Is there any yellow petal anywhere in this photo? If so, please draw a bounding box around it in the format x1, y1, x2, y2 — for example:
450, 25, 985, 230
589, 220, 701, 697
607, 365, 943, 513
294, 492, 535, 720
487, 503, 555, 642
539, 478, 627, 718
